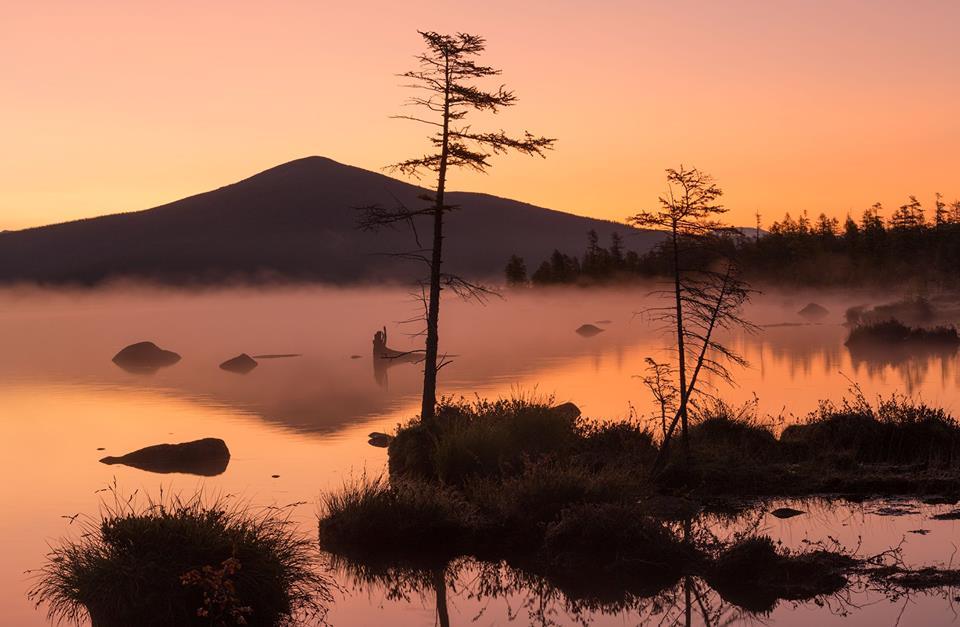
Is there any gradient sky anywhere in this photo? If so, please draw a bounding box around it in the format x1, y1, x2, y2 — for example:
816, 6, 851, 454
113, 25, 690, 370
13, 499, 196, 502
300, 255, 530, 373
2, 0, 958, 231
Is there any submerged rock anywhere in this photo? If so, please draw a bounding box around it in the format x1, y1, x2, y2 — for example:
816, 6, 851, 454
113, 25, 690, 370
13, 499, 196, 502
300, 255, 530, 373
112, 341, 181, 374
770, 507, 805, 519
219, 353, 258, 374
575, 324, 604, 337
99, 438, 230, 476
798, 303, 829, 320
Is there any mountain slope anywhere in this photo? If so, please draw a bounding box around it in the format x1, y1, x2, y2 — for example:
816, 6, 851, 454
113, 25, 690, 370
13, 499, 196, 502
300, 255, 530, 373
0, 157, 662, 284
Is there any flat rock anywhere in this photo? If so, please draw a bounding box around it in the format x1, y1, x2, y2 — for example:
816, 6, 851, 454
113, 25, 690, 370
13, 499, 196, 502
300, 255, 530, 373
770, 507, 805, 519
100, 438, 230, 476
219, 353, 258, 374
931, 509, 960, 520
575, 324, 604, 337
112, 341, 181, 374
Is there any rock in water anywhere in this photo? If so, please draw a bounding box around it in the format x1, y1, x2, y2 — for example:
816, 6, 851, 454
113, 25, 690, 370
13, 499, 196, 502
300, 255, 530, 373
112, 341, 181, 374
770, 507, 805, 519
798, 303, 829, 320
367, 432, 393, 448
219, 353, 258, 374
100, 438, 230, 476
575, 324, 604, 337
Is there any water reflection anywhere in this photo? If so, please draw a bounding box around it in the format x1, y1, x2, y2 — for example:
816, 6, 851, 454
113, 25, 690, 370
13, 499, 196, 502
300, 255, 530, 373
1, 286, 958, 435
5, 286, 960, 625
329, 555, 893, 627
327, 496, 960, 626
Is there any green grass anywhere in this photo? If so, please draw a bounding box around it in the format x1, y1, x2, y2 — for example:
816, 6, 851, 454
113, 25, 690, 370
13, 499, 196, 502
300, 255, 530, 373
29, 489, 333, 627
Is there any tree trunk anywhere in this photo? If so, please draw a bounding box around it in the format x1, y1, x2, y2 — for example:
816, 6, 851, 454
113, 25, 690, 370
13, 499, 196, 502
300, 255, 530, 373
419, 56, 451, 426
671, 223, 690, 463
420, 206, 444, 424
433, 569, 450, 627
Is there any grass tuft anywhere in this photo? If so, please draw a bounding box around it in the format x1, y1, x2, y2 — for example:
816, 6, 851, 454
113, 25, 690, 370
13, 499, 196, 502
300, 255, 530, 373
29, 487, 333, 627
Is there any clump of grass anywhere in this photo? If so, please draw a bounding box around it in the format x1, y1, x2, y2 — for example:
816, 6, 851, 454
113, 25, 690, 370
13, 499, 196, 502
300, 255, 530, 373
318, 475, 474, 564
572, 419, 657, 470
464, 462, 647, 549
783, 394, 960, 467
389, 394, 581, 485
29, 488, 333, 627
657, 400, 784, 494
688, 400, 779, 462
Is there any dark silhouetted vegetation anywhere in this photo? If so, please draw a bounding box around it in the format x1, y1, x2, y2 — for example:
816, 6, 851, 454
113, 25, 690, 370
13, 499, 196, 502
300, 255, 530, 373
317, 392, 960, 594
516, 195, 960, 288
629, 166, 755, 468
30, 489, 333, 627
846, 319, 960, 347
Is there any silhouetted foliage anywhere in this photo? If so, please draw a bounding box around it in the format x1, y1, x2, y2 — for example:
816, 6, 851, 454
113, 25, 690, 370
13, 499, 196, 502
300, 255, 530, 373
518, 193, 960, 288
524, 230, 641, 285
735, 194, 960, 287
629, 166, 755, 467
503, 254, 528, 286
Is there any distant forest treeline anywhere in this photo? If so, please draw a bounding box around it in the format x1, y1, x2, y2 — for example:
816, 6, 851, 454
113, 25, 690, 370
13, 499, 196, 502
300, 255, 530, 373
508, 195, 960, 287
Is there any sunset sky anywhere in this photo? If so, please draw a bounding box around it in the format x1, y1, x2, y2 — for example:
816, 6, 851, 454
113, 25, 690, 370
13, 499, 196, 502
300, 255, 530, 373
2, 0, 958, 231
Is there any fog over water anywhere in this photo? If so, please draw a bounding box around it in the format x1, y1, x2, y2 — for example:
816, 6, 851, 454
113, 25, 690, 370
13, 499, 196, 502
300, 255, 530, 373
3, 284, 960, 625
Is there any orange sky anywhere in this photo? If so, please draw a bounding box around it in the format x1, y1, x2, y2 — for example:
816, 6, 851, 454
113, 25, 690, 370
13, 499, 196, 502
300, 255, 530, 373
2, 0, 958, 231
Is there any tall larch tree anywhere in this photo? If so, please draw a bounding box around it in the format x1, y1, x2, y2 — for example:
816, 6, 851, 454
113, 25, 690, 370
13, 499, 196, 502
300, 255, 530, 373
361, 31, 554, 425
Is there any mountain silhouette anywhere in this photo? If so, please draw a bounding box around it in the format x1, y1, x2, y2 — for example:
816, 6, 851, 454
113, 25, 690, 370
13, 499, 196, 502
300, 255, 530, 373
0, 157, 662, 285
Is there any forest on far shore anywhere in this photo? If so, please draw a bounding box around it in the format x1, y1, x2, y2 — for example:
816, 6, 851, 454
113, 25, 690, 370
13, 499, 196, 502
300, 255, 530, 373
507, 195, 960, 288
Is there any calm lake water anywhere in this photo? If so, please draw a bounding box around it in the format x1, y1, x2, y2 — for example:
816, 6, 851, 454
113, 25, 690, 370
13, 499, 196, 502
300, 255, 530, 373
2, 285, 960, 626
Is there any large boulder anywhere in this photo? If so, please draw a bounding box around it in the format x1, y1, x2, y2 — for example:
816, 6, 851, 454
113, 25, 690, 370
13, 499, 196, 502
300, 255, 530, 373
100, 438, 230, 476
219, 353, 258, 374
112, 341, 181, 374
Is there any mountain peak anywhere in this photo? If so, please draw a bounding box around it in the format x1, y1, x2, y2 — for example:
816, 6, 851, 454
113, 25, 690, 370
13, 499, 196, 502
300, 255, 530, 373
0, 158, 661, 285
